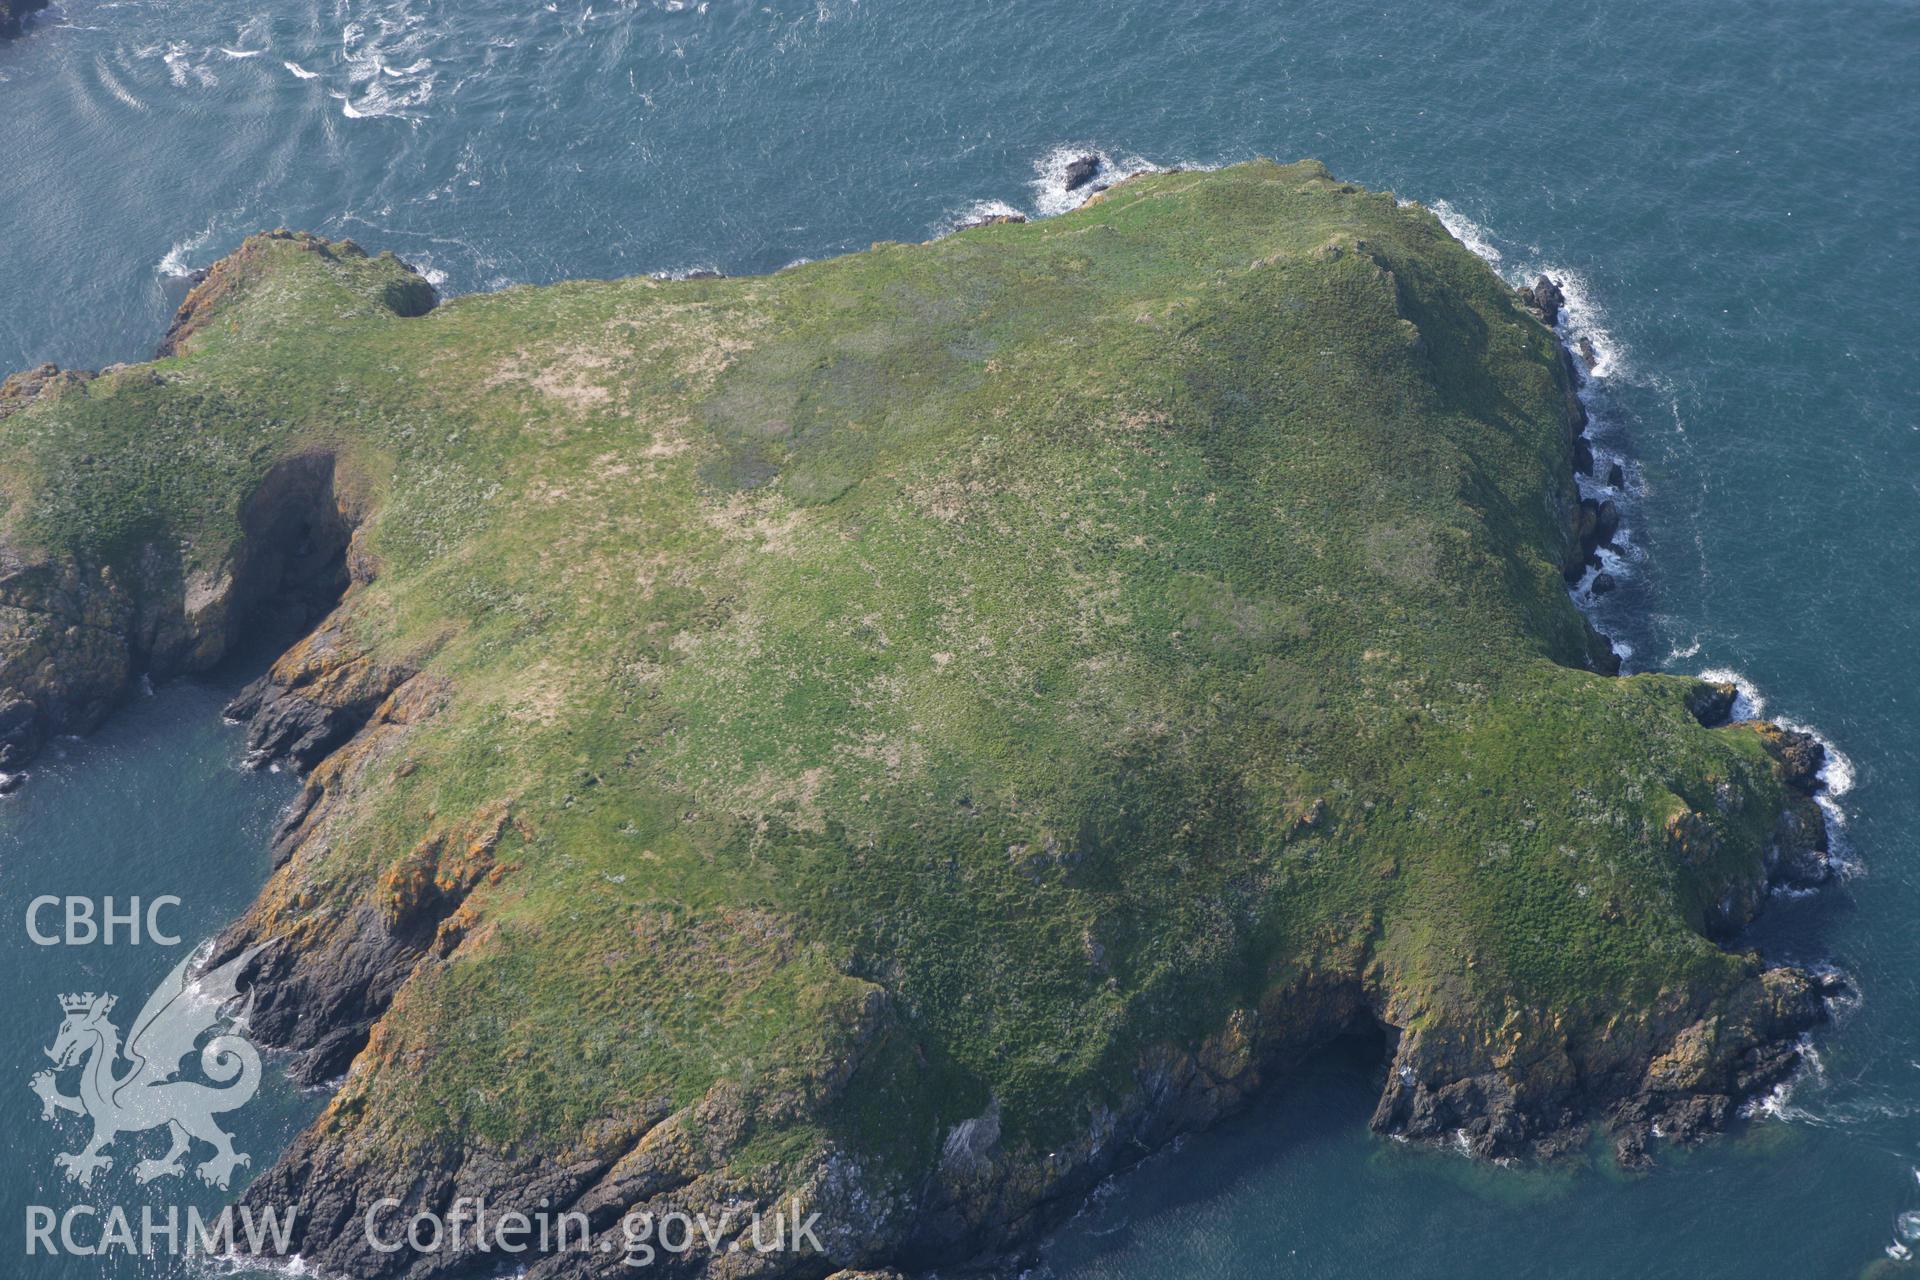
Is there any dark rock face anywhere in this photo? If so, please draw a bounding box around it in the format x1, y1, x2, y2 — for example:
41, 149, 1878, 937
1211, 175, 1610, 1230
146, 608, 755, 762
1573, 436, 1595, 476
207, 667, 450, 1086
0, 451, 362, 773
1518, 274, 1567, 326
1769, 797, 1833, 889
1686, 680, 1741, 727
890, 974, 1378, 1275
1062, 154, 1104, 192
1594, 498, 1621, 545
1606, 461, 1626, 488
224, 623, 414, 771
0, 0, 50, 39
1754, 722, 1827, 791
1374, 964, 1825, 1169
1590, 571, 1617, 595
1606, 967, 1824, 1168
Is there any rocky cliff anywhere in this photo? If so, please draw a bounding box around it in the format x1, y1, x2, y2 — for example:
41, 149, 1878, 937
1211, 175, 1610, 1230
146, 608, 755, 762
0, 162, 1844, 1277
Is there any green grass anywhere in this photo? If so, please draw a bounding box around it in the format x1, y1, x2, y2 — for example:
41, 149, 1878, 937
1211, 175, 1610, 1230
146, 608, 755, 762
0, 160, 1797, 1210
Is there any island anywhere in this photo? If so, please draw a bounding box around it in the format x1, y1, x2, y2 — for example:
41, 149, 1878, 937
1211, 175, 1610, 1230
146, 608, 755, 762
0, 160, 1838, 1277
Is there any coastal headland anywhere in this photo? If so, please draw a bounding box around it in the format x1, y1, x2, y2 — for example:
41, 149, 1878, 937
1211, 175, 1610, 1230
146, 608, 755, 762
0, 160, 1843, 1277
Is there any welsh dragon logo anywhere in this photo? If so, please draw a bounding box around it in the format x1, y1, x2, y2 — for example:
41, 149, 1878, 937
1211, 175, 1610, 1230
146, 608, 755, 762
29, 944, 268, 1190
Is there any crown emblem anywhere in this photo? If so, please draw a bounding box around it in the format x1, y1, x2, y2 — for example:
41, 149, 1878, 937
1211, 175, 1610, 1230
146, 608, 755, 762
58, 992, 113, 1016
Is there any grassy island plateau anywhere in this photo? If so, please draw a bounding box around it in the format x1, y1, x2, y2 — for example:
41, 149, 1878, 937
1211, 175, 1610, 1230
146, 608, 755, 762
0, 160, 1841, 1277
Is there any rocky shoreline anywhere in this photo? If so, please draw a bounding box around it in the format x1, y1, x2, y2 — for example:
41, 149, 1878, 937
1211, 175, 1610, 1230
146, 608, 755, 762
0, 166, 1855, 1279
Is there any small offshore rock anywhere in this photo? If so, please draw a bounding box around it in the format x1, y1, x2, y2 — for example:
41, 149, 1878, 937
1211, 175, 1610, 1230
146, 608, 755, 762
1519, 274, 1566, 326
1531, 274, 1566, 325
1606, 461, 1626, 488
1578, 335, 1600, 368
1063, 154, 1104, 192
1590, 572, 1617, 596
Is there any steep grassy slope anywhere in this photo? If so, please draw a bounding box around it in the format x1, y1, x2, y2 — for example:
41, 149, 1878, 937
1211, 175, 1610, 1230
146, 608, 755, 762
0, 161, 1826, 1277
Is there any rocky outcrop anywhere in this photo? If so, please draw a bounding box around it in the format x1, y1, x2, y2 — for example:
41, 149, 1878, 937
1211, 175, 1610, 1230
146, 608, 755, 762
891, 973, 1376, 1272
956, 212, 1027, 232
207, 664, 452, 1083
224, 622, 414, 771
157, 230, 436, 359
0, 0, 49, 39
1062, 154, 1104, 192
1606, 966, 1825, 1166
0, 449, 363, 772
1686, 679, 1741, 726
0, 362, 94, 419
1753, 722, 1826, 791
1518, 273, 1567, 327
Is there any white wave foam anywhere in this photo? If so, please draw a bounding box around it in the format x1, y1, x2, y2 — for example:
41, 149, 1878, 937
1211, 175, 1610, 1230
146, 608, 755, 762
161, 42, 221, 89
648, 264, 724, 281
1697, 667, 1766, 720
94, 57, 148, 112
402, 253, 451, 290
219, 47, 264, 59
1775, 716, 1856, 798
1694, 667, 1858, 872
942, 198, 1024, 235
163, 42, 192, 87
1536, 266, 1622, 380
1029, 146, 1161, 218
283, 60, 320, 80
1417, 197, 1624, 381
336, 5, 440, 120
1425, 199, 1504, 265
1742, 1034, 1823, 1122
157, 232, 210, 278
1416, 196, 1639, 658
204, 1247, 321, 1277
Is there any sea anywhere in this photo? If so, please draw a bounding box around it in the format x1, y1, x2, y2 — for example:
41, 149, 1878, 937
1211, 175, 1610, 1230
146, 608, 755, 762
0, 2, 1915, 1277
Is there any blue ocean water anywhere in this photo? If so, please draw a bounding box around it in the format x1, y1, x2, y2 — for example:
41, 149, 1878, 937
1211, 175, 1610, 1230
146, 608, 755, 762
0, 1, 1915, 1276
